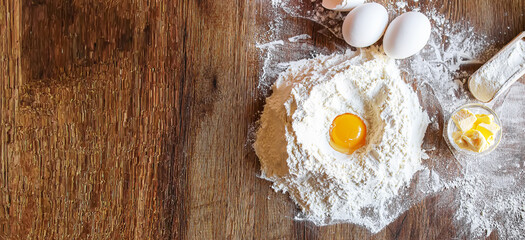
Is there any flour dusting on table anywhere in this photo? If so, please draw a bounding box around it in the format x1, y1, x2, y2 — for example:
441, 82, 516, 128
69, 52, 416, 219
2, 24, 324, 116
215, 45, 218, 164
255, 1, 525, 238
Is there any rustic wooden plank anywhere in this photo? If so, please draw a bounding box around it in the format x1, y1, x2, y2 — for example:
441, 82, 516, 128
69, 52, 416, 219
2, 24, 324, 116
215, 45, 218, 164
180, 0, 262, 239
1, 0, 184, 239
158, 1, 188, 239
0, 0, 22, 238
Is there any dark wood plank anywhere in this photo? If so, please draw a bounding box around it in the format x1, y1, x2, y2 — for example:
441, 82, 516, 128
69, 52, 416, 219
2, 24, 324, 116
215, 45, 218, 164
2, 0, 181, 238
1, 0, 23, 238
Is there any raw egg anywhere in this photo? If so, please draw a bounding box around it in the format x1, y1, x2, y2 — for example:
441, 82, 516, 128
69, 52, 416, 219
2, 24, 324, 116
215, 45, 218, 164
383, 12, 431, 59
329, 113, 367, 154
342, 3, 389, 48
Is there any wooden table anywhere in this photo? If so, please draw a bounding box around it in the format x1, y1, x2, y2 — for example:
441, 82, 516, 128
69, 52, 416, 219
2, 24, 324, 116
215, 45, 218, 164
1, 0, 524, 239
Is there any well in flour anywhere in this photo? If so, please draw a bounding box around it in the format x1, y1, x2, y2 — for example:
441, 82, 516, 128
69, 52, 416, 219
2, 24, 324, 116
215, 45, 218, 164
254, 47, 429, 232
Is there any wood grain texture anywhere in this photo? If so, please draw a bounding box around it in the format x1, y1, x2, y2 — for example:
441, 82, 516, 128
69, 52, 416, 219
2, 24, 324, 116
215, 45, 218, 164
0, 0, 524, 239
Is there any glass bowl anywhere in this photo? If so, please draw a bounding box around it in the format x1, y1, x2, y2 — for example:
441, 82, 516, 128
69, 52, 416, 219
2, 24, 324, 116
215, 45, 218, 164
444, 103, 503, 156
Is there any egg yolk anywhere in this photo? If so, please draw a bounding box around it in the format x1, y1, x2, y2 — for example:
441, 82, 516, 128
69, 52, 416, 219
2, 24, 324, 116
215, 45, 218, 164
329, 113, 367, 154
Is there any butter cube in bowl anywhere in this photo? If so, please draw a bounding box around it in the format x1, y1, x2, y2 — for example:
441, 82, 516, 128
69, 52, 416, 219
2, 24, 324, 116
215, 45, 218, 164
444, 104, 502, 156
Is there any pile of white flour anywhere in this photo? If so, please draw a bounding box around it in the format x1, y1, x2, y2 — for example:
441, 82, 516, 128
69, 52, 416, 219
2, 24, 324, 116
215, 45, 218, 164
254, 48, 429, 231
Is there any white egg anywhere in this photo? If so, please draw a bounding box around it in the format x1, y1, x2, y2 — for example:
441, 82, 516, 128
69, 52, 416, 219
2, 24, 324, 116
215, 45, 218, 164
322, 0, 364, 11
383, 12, 431, 59
342, 3, 389, 48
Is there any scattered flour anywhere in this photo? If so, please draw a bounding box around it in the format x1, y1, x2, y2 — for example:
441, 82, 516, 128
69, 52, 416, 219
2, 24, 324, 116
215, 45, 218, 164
256, 40, 285, 49
395, 2, 408, 9
254, 48, 429, 231
288, 34, 312, 42
271, 0, 283, 7
255, 0, 525, 238
447, 82, 525, 239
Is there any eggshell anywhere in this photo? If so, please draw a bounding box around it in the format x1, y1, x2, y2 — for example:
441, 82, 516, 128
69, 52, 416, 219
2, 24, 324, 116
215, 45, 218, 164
383, 12, 431, 59
342, 3, 389, 48
322, 0, 364, 11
